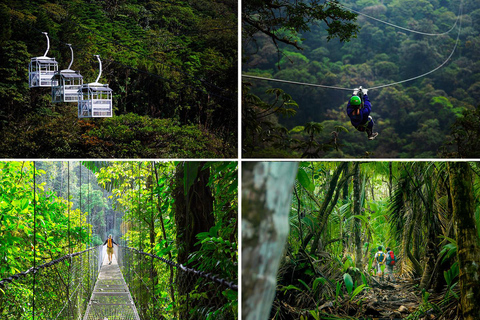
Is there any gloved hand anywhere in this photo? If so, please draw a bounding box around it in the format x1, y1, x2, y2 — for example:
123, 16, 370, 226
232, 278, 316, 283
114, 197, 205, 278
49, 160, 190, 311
363, 88, 368, 96
353, 88, 359, 95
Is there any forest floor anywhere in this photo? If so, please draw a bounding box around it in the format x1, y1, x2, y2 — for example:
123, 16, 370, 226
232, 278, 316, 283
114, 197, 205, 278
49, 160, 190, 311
315, 276, 431, 319
360, 277, 421, 319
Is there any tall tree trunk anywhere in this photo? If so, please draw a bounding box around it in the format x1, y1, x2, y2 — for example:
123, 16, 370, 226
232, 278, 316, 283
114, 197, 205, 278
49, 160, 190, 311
174, 162, 215, 318
353, 163, 362, 269
388, 162, 393, 198
403, 210, 423, 276
448, 162, 480, 320
242, 162, 298, 320
175, 162, 215, 264
309, 162, 348, 254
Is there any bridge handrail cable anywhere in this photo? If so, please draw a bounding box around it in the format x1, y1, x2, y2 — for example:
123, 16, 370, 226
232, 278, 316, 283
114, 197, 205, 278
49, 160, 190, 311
0, 246, 100, 287
121, 245, 238, 291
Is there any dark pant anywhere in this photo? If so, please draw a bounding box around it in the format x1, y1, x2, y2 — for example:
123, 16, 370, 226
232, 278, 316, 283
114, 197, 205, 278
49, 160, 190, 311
355, 116, 374, 132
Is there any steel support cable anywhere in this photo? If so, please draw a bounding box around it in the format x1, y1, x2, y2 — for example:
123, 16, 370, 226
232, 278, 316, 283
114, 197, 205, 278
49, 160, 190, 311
67, 162, 71, 317
243, 10, 462, 92
54, 280, 82, 320
33, 161, 36, 318
244, 2, 463, 91
367, 5, 463, 91
330, 0, 460, 36
0, 247, 100, 287
121, 246, 238, 291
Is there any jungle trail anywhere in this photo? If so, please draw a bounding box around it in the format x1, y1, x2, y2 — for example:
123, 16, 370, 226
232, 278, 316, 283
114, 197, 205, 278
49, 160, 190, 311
242, 0, 464, 140
0, 161, 238, 319
242, 162, 480, 320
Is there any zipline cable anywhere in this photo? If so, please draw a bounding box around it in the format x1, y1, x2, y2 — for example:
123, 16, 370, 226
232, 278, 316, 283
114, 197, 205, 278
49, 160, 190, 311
244, 1, 463, 91
242, 74, 354, 91
243, 2, 463, 92
329, 0, 460, 36
368, 2, 463, 90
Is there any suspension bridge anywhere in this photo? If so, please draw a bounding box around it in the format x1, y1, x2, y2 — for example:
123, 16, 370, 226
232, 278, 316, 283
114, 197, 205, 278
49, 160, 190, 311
0, 161, 238, 319
0, 244, 237, 319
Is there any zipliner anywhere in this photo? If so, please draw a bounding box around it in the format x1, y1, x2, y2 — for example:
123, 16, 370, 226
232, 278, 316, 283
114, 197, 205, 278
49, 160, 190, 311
347, 86, 378, 140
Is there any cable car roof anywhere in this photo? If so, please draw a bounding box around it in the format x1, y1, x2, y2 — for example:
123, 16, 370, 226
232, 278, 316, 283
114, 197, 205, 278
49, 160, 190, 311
81, 83, 113, 91
31, 57, 58, 64
53, 70, 83, 79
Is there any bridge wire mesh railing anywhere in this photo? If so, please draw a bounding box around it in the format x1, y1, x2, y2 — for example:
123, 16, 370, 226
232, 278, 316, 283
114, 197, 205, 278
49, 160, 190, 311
117, 245, 238, 320
0, 246, 103, 319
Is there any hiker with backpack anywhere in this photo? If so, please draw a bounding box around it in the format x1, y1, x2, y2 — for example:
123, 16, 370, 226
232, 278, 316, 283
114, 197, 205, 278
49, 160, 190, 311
385, 247, 397, 283
103, 234, 118, 265
373, 246, 386, 278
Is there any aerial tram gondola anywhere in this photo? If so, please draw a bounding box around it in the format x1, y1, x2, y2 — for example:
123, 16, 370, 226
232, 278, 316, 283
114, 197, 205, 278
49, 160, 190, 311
29, 32, 58, 88
51, 44, 83, 103
78, 55, 113, 118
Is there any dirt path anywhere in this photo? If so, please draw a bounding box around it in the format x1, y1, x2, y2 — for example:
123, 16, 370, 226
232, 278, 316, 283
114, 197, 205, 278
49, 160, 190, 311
362, 277, 420, 319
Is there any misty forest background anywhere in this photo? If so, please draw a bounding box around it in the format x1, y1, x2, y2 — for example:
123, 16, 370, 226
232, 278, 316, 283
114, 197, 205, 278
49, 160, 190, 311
0, 0, 237, 158
243, 0, 480, 158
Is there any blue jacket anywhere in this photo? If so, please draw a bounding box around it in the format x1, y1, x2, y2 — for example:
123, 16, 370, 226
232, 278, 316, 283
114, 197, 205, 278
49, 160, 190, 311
347, 95, 371, 127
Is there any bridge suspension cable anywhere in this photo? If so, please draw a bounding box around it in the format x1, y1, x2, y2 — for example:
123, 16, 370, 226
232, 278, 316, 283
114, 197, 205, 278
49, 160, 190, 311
121, 246, 238, 291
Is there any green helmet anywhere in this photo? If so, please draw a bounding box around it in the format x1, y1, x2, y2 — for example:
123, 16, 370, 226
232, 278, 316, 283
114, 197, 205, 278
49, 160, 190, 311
350, 96, 361, 106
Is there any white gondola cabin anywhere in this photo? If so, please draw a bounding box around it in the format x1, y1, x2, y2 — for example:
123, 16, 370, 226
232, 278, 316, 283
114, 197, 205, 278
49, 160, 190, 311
78, 55, 113, 118
52, 44, 83, 103
29, 32, 58, 88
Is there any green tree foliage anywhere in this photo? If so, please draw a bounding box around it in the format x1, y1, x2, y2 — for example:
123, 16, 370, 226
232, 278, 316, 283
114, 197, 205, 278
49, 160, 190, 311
243, 0, 478, 158
0, 0, 237, 157
95, 161, 238, 319
0, 161, 237, 319
0, 162, 90, 318
260, 161, 480, 319
243, 0, 359, 54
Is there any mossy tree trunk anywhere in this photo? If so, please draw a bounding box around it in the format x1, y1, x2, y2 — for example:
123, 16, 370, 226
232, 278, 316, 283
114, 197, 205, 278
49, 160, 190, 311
353, 162, 362, 269
174, 162, 215, 318
242, 162, 298, 320
448, 162, 480, 320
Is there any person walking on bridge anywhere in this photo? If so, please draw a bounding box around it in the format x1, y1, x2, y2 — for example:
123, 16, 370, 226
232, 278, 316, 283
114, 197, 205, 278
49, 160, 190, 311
103, 234, 118, 265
